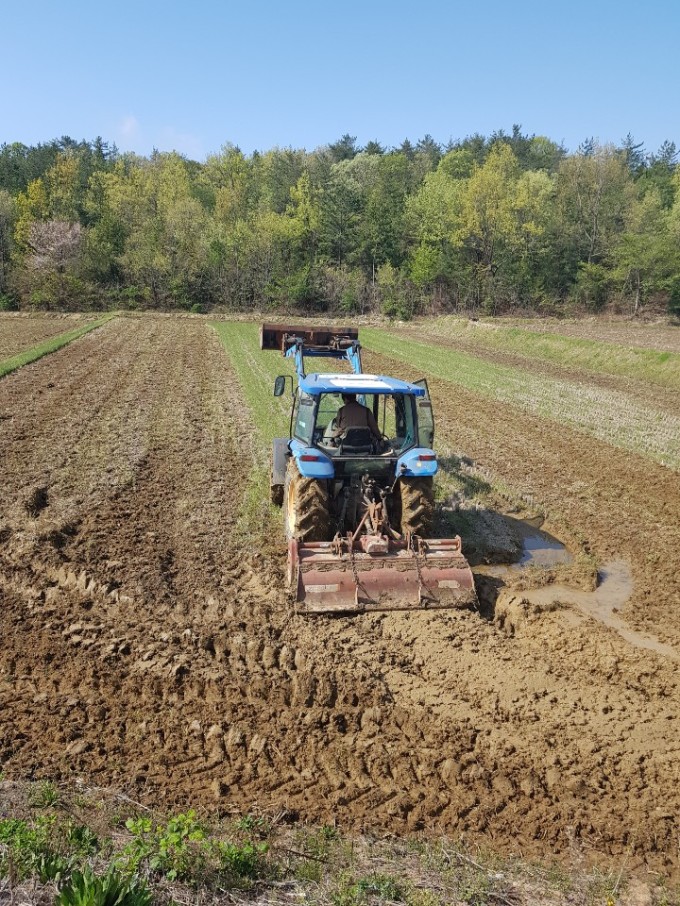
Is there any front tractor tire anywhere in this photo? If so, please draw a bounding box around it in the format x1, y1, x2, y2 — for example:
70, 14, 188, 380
284, 460, 331, 542
396, 476, 435, 536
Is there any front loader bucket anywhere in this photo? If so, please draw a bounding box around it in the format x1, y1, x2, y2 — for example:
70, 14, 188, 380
289, 536, 478, 614
260, 323, 358, 351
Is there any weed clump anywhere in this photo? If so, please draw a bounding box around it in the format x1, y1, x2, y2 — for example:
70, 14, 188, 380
56, 867, 151, 906
119, 810, 268, 885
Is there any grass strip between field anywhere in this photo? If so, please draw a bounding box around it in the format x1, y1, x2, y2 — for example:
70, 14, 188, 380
424, 316, 680, 389
211, 322, 295, 539
0, 315, 117, 379
362, 327, 680, 471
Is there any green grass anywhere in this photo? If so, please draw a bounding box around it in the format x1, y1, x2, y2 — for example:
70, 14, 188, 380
0, 315, 116, 379
210, 322, 292, 446
419, 316, 680, 389
210, 322, 294, 539
363, 328, 680, 470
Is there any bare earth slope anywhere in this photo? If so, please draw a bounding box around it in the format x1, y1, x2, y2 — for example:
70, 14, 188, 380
0, 318, 679, 880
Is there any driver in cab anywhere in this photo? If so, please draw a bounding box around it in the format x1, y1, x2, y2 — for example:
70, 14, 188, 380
332, 393, 382, 442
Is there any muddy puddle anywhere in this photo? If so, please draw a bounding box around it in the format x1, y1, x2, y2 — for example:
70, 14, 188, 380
473, 518, 573, 577
475, 519, 680, 661
524, 561, 679, 661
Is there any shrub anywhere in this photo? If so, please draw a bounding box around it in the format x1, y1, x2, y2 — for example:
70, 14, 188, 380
0, 292, 18, 310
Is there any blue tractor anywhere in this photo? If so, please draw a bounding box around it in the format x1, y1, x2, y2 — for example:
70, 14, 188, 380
261, 324, 477, 614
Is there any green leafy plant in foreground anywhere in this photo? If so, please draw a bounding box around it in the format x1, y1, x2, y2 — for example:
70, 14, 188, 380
332, 871, 405, 905
233, 812, 270, 836
121, 811, 206, 880
56, 867, 152, 906
28, 778, 62, 808
0, 815, 71, 882
119, 810, 269, 885
65, 822, 100, 857
217, 839, 269, 879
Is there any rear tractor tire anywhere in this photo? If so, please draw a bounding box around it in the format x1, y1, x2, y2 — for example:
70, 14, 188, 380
284, 460, 331, 542
396, 476, 434, 536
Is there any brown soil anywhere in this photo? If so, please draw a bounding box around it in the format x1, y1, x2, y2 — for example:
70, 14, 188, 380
0, 314, 95, 359
1, 318, 679, 882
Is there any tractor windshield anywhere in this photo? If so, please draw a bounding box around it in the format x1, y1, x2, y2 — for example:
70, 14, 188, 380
314, 392, 417, 454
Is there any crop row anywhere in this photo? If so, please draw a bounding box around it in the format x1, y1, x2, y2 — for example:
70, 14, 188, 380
211, 322, 293, 447
210, 322, 299, 537
362, 328, 680, 470
411, 317, 680, 389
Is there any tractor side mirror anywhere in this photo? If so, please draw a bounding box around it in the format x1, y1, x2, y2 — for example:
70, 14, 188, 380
274, 375, 287, 397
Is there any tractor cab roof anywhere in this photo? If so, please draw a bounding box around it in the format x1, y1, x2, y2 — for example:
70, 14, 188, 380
299, 373, 426, 397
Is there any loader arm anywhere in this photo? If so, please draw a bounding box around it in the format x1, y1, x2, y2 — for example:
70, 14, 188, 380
284, 338, 363, 379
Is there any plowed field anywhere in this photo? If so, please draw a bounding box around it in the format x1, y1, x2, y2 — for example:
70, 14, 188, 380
0, 314, 96, 359
1, 316, 679, 880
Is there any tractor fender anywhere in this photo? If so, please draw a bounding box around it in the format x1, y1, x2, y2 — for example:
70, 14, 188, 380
289, 439, 335, 479
396, 447, 439, 478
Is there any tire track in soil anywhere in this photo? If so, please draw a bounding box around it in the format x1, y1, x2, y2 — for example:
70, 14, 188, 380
348, 347, 680, 875
0, 319, 678, 878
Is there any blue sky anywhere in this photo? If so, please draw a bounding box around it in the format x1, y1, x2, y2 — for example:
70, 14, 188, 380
2, 0, 678, 160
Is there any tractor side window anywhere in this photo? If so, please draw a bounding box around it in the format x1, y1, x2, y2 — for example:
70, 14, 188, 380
294, 391, 314, 444
380, 395, 396, 439
417, 399, 435, 448
381, 395, 416, 452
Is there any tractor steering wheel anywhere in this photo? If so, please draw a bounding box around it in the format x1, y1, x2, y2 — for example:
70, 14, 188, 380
378, 433, 391, 453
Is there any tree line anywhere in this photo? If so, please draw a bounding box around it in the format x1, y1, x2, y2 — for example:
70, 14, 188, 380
0, 128, 678, 317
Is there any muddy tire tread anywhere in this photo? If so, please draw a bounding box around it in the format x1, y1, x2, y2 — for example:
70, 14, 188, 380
397, 476, 434, 536
284, 461, 330, 542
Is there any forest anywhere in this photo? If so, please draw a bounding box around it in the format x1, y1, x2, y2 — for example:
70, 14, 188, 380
0, 128, 678, 317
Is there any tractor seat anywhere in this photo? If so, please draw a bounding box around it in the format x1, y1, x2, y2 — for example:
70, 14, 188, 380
337, 427, 375, 455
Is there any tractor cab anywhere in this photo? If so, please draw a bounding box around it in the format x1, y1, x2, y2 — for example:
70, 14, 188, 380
291, 374, 434, 460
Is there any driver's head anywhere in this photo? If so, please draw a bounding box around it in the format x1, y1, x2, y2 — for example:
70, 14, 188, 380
342, 393, 357, 404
